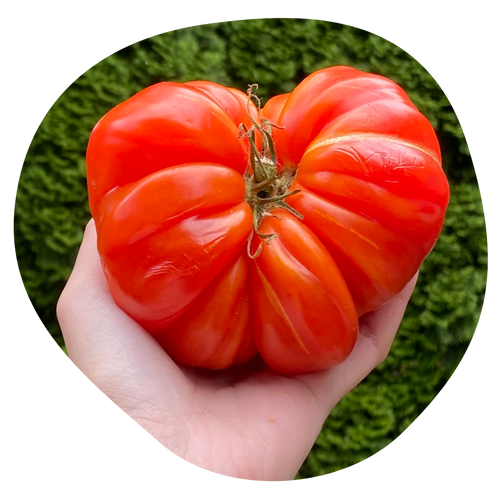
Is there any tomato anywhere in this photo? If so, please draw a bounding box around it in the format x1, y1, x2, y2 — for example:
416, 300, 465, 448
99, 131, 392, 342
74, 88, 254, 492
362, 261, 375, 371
86, 66, 449, 374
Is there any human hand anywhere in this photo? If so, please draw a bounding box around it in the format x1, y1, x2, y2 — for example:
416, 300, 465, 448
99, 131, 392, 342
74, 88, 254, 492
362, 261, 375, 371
57, 220, 418, 481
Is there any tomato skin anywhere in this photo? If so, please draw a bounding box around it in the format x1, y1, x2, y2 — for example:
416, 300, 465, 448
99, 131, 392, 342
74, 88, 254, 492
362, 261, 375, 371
101, 200, 253, 331
261, 93, 289, 125
184, 81, 259, 129
87, 66, 449, 374
266, 66, 415, 167
87, 82, 249, 216
250, 210, 358, 374
155, 250, 256, 370
262, 66, 449, 316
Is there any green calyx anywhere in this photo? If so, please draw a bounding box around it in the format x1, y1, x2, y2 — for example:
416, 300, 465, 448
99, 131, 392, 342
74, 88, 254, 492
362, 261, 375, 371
240, 84, 303, 259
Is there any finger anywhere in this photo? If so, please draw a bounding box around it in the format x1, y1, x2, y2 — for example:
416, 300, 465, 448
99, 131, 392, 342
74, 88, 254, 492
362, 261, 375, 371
58, 219, 141, 362
352, 272, 419, 369
300, 273, 419, 415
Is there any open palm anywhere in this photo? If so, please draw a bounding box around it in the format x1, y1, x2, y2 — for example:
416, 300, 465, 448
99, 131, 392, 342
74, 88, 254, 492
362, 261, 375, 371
57, 221, 417, 481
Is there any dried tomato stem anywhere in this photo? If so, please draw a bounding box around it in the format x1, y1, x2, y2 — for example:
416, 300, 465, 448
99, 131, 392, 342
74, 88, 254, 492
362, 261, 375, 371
241, 84, 303, 259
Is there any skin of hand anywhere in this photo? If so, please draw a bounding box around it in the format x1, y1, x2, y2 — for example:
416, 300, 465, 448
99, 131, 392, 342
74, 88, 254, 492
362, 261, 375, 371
57, 220, 418, 481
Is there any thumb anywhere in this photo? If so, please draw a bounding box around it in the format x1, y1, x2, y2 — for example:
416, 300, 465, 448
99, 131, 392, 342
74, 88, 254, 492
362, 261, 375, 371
57, 220, 183, 387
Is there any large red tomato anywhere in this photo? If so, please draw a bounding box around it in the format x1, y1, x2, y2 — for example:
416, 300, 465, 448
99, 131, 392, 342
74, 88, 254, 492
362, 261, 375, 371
86, 66, 449, 374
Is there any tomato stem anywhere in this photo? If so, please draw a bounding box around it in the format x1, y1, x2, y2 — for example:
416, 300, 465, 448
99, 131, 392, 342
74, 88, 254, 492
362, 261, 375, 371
241, 85, 303, 259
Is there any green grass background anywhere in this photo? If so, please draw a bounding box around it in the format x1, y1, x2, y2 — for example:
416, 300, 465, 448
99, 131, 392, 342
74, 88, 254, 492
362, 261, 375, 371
14, 19, 487, 478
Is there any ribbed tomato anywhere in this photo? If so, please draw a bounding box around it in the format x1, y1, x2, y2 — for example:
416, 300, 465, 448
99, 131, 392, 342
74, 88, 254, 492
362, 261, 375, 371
86, 66, 449, 374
